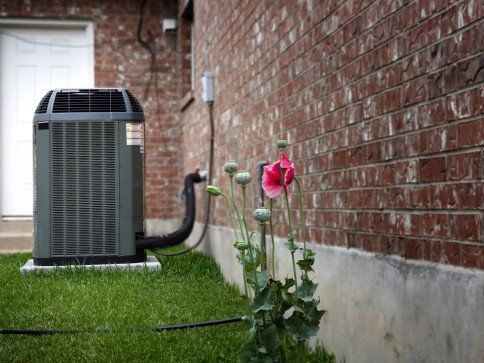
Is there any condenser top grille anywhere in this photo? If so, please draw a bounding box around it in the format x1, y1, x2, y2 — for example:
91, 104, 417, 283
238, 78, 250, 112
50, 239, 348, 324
35, 91, 53, 114
126, 91, 143, 113
33, 88, 144, 122
52, 89, 126, 113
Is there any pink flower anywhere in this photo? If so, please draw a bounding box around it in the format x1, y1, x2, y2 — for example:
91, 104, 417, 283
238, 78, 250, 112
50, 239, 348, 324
262, 153, 295, 198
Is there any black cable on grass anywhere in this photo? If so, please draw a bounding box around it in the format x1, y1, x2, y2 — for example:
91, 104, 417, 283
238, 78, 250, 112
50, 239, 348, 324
0, 316, 248, 336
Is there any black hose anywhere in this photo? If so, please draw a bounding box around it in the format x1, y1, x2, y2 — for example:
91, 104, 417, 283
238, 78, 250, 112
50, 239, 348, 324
135, 172, 203, 250
256, 161, 268, 207
0, 316, 247, 336
149, 101, 214, 256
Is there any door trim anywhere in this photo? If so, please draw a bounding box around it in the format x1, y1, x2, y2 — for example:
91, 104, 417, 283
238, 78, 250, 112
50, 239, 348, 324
0, 18, 94, 217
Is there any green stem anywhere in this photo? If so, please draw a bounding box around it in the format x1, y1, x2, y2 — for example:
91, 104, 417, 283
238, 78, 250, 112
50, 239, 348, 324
284, 189, 298, 289
269, 198, 275, 277
222, 194, 238, 242
242, 186, 259, 291
294, 178, 307, 254
241, 187, 251, 242
291, 254, 298, 288
284, 189, 293, 230
259, 223, 267, 272
222, 193, 248, 297
229, 176, 245, 242
241, 251, 249, 298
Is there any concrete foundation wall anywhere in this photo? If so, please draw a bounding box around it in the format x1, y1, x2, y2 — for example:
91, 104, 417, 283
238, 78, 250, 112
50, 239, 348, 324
145, 219, 180, 237
185, 222, 484, 363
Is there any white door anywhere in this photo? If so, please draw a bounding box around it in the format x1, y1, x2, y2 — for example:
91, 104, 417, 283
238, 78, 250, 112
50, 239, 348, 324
0, 25, 94, 216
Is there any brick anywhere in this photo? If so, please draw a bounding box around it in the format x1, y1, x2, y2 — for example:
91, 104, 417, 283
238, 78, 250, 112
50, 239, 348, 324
406, 238, 423, 260
456, 119, 484, 149
447, 152, 481, 180
422, 214, 448, 239
461, 244, 483, 269
419, 157, 446, 182
431, 241, 462, 266
385, 236, 406, 257
449, 214, 480, 241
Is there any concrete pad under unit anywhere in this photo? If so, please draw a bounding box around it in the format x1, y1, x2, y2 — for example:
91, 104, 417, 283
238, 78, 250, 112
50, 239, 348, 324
20, 256, 161, 275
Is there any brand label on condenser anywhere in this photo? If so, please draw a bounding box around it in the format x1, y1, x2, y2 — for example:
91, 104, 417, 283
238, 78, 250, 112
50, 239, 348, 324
126, 123, 144, 152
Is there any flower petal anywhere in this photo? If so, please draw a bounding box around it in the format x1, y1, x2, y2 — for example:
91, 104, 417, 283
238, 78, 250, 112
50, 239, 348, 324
262, 162, 284, 198
280, 153, 294, 169
263, 181, 284, 198
280, 153, 295, 185
265, 160, 281, 174
284, 166, 294, 185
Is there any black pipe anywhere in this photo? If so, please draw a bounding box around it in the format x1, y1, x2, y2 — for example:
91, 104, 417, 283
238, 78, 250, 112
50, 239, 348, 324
256, 161, 269, 270
0, 316, 247, 336
256, 160, 268, 207
136, 172, 204, 250
149, 101, 214, 256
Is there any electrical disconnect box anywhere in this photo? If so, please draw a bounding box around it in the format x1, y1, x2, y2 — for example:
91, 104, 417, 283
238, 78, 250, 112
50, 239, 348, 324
201, 71, 214, 103
32, 89, 146, 266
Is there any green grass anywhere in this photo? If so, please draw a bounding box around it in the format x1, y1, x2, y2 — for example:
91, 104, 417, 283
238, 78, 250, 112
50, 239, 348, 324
0, 252, 249, 362
0, 252, 336, 362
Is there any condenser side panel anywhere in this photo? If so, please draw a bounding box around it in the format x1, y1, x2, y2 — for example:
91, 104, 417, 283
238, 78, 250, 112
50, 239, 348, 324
50, 121, 119, 258
34, 125, 51, 259
117, 120, 144, 256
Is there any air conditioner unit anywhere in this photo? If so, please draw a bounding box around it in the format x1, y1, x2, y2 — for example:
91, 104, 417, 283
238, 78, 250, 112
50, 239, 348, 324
32, 88, 146, 266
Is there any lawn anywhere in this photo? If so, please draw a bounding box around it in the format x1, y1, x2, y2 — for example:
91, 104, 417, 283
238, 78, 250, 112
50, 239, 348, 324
0, 251, 335, 362
0, 251, 248, 362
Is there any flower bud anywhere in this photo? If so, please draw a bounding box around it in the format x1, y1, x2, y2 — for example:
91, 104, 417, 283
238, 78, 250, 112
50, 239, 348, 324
205, 185, 222, 196
235, 171, 251, 185
224, 161, 238, 176
233, 241, 249, 251
276, 139, 288, 150
253, 207, 271, 223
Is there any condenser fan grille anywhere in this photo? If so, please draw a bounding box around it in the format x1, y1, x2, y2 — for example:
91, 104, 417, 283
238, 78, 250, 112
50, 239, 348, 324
52, 89, 127, 113
50, 121, 118, 257
35, 91, 53, 114
126, 91, 143, 112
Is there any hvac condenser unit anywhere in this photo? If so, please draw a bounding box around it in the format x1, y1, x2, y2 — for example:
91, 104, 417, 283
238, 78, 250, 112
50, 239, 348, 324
32, 89, 145, 266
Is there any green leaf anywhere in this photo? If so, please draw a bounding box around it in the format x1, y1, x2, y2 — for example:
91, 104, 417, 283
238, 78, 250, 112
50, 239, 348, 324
283, 242, 298, 253
297, 258, 314, 272
297, 249, 316, 272
256, 271, 270, 290
287, 230, 297, 242
285, 311, 320, 341
284, 278, 295, 289
252, 286, 275, 313
303, 321, 320, 339
260, 324, 281, 355
246, 325, 257, 341
246, 271, 269, 290
304, 248, 315, 261
257, 346, 267, 354
296, 277, 317, 302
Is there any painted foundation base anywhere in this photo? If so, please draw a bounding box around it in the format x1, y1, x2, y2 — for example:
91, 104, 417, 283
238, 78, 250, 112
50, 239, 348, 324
182, 222, 483, 363
20, 255, 161, 275
145, 218, 180, 237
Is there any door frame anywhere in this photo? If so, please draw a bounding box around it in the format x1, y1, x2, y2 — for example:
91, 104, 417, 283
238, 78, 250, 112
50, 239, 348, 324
0, 18, 94, 218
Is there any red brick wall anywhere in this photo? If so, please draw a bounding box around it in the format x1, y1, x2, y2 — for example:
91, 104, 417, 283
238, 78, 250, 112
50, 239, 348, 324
0, 0, 181, 220
2, 0, 482, 269
180, 0, 483, 269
